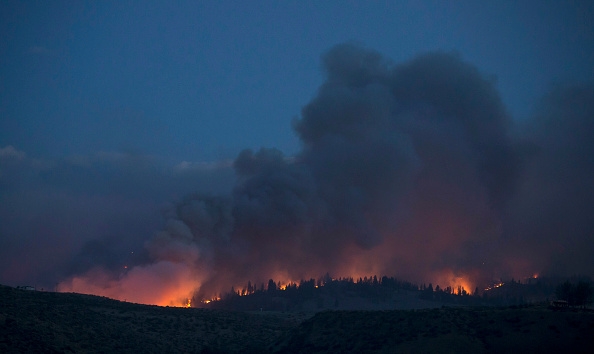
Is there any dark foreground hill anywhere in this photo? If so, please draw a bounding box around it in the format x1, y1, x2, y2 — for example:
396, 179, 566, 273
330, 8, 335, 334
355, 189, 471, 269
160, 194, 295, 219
274, 306, 594, 353
0, 284, 304, 353
2, 284, 593, 353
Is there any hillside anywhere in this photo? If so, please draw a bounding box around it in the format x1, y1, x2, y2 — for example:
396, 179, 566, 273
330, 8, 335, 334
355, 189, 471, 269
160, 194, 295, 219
2, 284, 593, 353
273, 306, 594, 353
0, 285, 305, 353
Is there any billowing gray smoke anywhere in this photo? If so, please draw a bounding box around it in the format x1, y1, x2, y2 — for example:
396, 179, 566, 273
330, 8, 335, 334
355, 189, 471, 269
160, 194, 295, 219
505, 83, 594, 277
19, 43, 590, 304
143, 43, 594, 301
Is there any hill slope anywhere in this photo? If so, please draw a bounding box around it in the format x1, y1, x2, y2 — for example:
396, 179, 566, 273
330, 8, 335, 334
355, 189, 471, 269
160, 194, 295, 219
2, 284, 593, 353
0, 285, 303, 353
274, 306, 594, 353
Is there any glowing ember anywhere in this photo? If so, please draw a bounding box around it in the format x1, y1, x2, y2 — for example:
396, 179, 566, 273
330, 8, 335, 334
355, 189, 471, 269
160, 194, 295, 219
279, 282, 295, 291
484, 281, 504, 291
200, 296, 220, 305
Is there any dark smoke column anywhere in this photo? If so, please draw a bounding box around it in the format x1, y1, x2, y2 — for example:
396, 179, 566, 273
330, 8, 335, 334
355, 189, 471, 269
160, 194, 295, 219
173, 43, 527, 298
292, 43, 522, 284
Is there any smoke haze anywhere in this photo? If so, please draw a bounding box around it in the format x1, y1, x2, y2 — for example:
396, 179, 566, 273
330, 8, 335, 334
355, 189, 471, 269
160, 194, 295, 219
2, 44, 593, 305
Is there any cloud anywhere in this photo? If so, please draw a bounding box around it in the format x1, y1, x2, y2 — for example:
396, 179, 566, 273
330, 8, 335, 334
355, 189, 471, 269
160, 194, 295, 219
0, 145, 26, 160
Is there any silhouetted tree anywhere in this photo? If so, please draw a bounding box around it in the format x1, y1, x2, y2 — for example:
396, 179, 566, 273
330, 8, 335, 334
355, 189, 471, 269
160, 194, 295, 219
575, 281, 593, 308
267, 279, 276, 292
556, 281, 573, 303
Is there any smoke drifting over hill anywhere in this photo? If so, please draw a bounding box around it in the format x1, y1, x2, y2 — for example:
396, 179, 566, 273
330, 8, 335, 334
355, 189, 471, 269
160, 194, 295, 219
3, 44, 593, 305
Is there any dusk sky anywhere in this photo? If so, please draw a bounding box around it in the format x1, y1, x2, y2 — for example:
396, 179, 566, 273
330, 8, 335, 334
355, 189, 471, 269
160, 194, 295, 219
2, 1, 592, 161
1, 1, 593, 306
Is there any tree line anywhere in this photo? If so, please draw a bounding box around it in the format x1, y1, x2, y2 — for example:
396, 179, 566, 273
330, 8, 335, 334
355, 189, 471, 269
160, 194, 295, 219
555, 280, 593, 308
199, 274, 593, 311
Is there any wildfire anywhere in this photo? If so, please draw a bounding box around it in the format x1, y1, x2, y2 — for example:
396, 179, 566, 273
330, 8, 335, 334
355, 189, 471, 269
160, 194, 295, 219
57, 261, 204, 308
484, 281, 504, 291
279, 282, 296, 290
201, 296, 220, 305
430, 269, 476, 296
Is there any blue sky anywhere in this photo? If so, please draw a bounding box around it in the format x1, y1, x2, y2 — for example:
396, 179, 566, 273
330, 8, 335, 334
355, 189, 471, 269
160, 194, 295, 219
2, 0, 592, 162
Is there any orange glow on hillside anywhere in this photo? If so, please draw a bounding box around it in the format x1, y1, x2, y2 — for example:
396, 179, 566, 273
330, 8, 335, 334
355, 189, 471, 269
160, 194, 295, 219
57, 261, 203, 307
431, 269, 475, 295
58, 258, 491, 307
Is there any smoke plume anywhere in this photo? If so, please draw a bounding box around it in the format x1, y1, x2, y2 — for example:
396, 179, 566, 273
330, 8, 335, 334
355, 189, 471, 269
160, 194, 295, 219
4, 43, 593, 305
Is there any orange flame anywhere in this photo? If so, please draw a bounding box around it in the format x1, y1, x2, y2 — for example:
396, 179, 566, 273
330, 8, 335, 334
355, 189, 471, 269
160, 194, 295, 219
57, 261, 203, 307
430, 269, 476, 295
